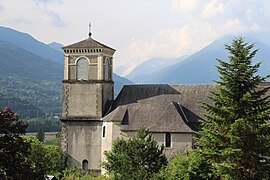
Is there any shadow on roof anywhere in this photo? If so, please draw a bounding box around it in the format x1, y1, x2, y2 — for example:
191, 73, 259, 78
173, 102, 203, 131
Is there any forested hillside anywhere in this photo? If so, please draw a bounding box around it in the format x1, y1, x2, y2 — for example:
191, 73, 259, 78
0, 40, 62, 119
0, 92, 45, 119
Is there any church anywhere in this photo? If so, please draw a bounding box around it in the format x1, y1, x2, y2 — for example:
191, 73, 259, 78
60, 32, 215, 173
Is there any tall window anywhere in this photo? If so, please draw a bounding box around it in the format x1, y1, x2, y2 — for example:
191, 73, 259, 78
104, 58, 109, 81
102, 126, 106, 138
77, 58, 89, 80
165, 133, 171, 148
82, 159, 88, 171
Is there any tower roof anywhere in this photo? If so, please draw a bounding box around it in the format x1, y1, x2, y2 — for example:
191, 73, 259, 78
63, 36, 115, 51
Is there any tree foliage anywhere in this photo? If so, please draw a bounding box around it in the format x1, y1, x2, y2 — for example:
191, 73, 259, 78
198, 37, 270, 179
0, 107, 43, 179
103, 127, 167, 180
24, 137, 63, 177
156, 150, 212, 180
60, 168, 108, 180
36, 128, 45, 142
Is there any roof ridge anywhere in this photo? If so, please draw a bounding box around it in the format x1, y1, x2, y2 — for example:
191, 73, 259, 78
63, 37, 115, 51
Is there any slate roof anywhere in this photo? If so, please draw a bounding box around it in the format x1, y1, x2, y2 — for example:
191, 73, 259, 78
63, 36, 115, 51
103, 84, 215, 133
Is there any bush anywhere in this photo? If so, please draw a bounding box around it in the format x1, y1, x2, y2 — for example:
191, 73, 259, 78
61, 168, 108, 180
103, 127, 167, 180
24, 137, 63, 176
161, 150, 212, 180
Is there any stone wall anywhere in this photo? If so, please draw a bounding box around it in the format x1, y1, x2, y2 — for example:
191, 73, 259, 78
62, 81, 113, 120
154, 132, 193, 160
114, 130, 194, 160
61, 121, 103, 171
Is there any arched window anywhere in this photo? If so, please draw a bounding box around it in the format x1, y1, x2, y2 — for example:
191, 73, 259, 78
82, 159, 88, 171
102, 126, 106, 138
165, 133, 171, 148
77, 58, 89, 80
104, 58, 109, 81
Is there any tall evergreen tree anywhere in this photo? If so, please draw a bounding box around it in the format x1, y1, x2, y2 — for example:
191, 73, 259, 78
198, 37, 270, 179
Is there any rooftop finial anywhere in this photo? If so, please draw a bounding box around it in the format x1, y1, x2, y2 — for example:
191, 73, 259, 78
88, 23, 92, 37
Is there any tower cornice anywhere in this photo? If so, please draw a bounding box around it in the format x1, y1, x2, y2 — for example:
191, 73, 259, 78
62, 80, 114, 84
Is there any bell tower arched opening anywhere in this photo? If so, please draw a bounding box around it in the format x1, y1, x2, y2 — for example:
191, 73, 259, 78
77, 57, 89, 80
104, 58, 109, 81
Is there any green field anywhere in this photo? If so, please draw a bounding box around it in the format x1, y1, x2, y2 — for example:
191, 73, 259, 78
24, 132, 59, 145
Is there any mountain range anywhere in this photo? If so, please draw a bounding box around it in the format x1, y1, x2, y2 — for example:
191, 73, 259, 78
127, 36, 270, 84
1, 25, 269, 118
0, 26, 133, 119
126, 56, 187, 83
0, 26, 63, 64
48, 42, 64, 53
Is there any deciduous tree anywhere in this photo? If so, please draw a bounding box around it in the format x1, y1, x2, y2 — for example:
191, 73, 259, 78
103, 127, 167, 180
0, 107, 43, 179
24, 137, 63, 176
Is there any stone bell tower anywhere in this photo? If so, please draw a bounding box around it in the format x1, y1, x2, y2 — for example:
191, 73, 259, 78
61, 30, 115, 172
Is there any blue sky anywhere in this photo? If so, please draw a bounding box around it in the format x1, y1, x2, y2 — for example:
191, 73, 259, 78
1, 0, 270, 75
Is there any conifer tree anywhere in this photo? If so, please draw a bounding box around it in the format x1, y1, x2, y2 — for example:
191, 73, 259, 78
198, 37, 270, 179
36, 128, 45, 142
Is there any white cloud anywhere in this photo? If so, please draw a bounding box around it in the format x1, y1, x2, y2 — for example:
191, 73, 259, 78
202, 0, 224, 18
0, 3, 4, 12
171, 0, 198, 13
0, 0, 65, 41
11, 18, 32, 25
33, 0, 62, 5
119, 22, 220, 75
118, 0, 270, 72
119, 0, 270, 75
251, 22, 262, 32
45, 11, 65, 27
1, 0, 270, 76
220, 19, 247, 35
